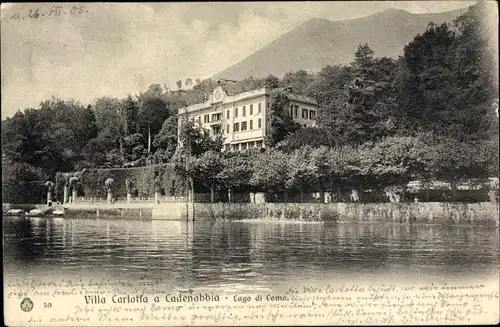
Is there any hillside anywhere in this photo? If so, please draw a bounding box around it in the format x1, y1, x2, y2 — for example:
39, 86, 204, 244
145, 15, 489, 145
213, 7, 469, 80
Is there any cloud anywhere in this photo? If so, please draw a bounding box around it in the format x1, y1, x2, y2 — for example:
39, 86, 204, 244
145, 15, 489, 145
1, 2, 477, 119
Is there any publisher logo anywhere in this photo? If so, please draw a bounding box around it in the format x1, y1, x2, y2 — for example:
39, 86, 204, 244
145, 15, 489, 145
20, 298, 34, 312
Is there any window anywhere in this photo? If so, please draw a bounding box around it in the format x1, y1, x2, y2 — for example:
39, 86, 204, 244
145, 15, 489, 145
226, 124, 230, 133
241, 143, 248, 150
258, 103, 262, 113
249, 120, 253, 129
256, 140, 263, 148
290, 105, 294, 117
250, 104, 253, 115
225, 144, 231, 151
234, 107, 238, 118
227, 110, 230, 119
241, 121, 247, 131
309, 110, 316, 120
233, 122, 240, 132
232, 144, 239, 151
198, 116, 201, 123
248, 141, 254, 148
204, 114, 209, 123
211, 113, 221, 121
242, 106, 246, 116
294, 105, 298, 118
302, 109, 308, 119
258, 118, 261, 128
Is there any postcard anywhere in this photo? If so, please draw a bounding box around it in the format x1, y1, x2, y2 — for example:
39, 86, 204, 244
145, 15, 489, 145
2, 1, 499, 326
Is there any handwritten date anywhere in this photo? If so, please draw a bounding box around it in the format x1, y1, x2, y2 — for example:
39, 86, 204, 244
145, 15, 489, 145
10, 6, 88, 20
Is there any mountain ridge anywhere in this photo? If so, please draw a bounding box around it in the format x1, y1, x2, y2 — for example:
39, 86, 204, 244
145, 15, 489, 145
212, 7, 469, 80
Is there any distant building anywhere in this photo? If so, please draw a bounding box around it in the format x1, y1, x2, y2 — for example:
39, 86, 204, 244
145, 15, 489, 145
177, 82, 318, 152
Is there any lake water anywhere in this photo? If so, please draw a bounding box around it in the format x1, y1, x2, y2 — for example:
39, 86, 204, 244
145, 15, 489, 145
3, 217, 499, 292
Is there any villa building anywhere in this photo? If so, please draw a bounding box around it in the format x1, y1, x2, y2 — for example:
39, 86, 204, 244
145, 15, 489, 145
177, 82, 318, 152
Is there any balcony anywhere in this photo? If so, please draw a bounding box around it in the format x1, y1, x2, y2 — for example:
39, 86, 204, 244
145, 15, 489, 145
209, 114, 222, 125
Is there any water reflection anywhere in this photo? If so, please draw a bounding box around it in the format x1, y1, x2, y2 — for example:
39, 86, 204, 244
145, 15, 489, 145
3, 218, 499, 289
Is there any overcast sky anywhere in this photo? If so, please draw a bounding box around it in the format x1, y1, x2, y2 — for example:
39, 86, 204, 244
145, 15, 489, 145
1, 1, 479, 119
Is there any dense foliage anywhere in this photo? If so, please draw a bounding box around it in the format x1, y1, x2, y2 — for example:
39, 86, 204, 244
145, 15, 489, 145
53, 164, 184, 201
2, 3, 498, 203
162, 135, 498, 202
265, 89, 299, 147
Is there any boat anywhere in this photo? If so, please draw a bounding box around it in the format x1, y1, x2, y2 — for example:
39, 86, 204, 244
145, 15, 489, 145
6, 209, 25, 216
27, 209, 44, 217
52, 209, 65, 216
7, 206, 64, 218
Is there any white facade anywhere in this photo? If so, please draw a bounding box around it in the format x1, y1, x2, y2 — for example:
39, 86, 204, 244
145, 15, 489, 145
177, 85, 318, 152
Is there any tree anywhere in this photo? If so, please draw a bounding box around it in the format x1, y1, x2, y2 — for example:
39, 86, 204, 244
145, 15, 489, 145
92, 97, 126, 162
309, 65, 355, 126
351, 43, 375, 70
333, 45, 400, 145
309, 146, 332, 203
175, 113, 224, 203
450, 2, 498, 140
394, 3, 498, 151
185, 78, 193, 89
1, 98, 98, 179
123, 95, 140, 135
425, 137, 494, 201
286, 146, 317, 202
192, 78, 217, 94
263, 74, 280, 89
237, 76, 263, 92
281, 70, 314, 94
398, 23, 458, 137
250, 150, 289, 201
218, 154, 253, 196
178, 113, 223, 156
265, 89, 299, 147
153, 116, 178, 162
359, 136, 428, 201
138, 84, 170, 153
2, 163, 46, 204
329, 146, 363, 202
123, 133, 147, 163
277, 127, 337, 152
176, 80, 183, 92
192, 151, 224, 203
312, 46, 399, 146
79, 137, 108, 169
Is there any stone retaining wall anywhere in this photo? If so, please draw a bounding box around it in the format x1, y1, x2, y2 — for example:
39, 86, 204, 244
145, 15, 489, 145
190, 202, 499, 225
51, 202, 500, 226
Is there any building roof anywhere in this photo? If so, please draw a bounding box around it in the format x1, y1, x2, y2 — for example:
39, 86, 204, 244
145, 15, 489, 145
287, 93, 318, 106
177, 84, 317, 115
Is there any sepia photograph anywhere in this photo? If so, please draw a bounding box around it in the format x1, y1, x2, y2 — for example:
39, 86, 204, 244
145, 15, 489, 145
2, 1, 499, 325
